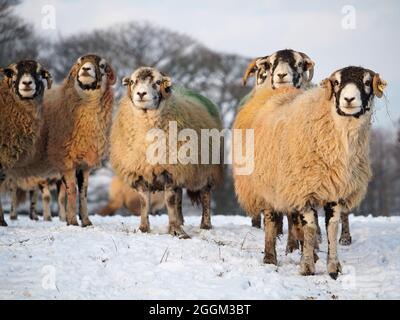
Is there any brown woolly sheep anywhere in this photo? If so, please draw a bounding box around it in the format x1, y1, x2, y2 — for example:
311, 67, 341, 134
110, 67, 223, 238
43, 54, 116, 227
233, 49, 316, 251
0, 60, 52, 226
248, 66, 386, 278
97, 176, 165, 216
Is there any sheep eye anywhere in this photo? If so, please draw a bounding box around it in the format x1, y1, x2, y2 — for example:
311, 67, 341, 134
156, 80, 162, 85
100, 64, 105, 69
298, 62, 303, 68
334, 80, 340, 86
365, 80, 371, 86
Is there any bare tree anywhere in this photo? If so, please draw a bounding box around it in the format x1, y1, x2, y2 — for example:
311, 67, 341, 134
0, 0, 39, 67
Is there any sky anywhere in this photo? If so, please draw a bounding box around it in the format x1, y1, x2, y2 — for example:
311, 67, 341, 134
16, 0, 400, 131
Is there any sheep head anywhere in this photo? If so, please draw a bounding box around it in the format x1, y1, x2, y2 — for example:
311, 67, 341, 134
69, 54, 116, 92
321, 66, 387, 118
0, 60, 52, 100
122, 67, 172, 112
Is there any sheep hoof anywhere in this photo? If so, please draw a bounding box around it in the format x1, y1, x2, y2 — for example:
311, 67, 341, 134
200, 223, 212, 230
67, 218, 79, 226
139, 225, 150, 233
10, 215, 18, 221
286, 240, 300, 254
59, 216, 67, 222
0, 220, 8, 227
339, 235, 352, 246
300, 258, 315, 276
251, 216, 262, 229
30, 214, 39, 221
44, 217, 52, 222
263, 253, 277, 265
81, 219, 92, 228
328, 261, 342, 280
169, 226, 190, 239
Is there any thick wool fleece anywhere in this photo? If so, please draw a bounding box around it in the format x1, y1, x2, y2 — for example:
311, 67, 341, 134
233, 86, 303, 215
44, 78, 114, 173
250, 87, 371, 214
0, 80, 43, 170
111, 88, 223, 192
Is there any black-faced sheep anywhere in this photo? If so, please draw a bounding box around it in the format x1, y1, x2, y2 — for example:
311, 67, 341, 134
0, 60, 52, 226
249, 66, 386, 278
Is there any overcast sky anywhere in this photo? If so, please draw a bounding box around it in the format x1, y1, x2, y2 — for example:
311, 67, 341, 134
17, 0, 400, 131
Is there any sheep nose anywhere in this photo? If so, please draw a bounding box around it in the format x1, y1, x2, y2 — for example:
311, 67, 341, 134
344, 97, 355, 103
277, 73, 287, 80
137, 92, 147, 100
23, 81, 33, 86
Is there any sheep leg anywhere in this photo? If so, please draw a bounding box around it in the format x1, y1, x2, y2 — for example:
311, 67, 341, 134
165, 186, 190, 239
39, 181, 52, 222
200, 186, 212, 230
176, 187, 184, 226
56, 180, 67, 222
251, 214, 262, 228
286, 212, 300, 254
324, 202, 343, 280
10, 185, 18, 221
63, 173, 79, 226
299, 208, 318, 276
29, 189, 39, 221
76, 169, 92, 227
263, 209, 278, 265
138, 190, 151, 233
339, 212, 352, 246
0, 173, 6, 226
315, 211, 322, 246
276, 212, 284, 236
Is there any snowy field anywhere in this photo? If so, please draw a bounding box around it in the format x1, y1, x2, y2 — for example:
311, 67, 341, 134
0, 214, 399, 300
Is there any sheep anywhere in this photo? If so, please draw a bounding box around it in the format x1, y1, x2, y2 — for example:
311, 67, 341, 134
110, 67, 223, 237
5, 176, 64, 221
42, 54, 116, 227
247, 66, 386, 278
97, 176, 165, 216
233, 49, 316, 251
0, 60, 52, 227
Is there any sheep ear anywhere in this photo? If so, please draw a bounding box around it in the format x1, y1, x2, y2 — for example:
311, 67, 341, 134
122, 77, 131, 86
160, 76, 172, 99
106, 64, 117, 86
299, 52, 315, 83
320, 79, 333, 100
372, 74, 387, 98
41, 69, 53, 90
1, 68, 15, 78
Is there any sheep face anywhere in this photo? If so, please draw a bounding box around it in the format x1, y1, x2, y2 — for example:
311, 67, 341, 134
72, 54, 116, 93
122, 67, 172, 111
242, 49, 314, 89
321, 66, 387, 118
0, 60, 52, 100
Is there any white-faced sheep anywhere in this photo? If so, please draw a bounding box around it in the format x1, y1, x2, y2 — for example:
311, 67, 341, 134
110, 67, 223, 237
233, 49, 316, 251
0, 60, 52, 226
97, 176, 165, 216
248, 66, 386, 278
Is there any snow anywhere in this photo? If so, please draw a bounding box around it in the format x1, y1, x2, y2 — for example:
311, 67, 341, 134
0, 214, 399, 300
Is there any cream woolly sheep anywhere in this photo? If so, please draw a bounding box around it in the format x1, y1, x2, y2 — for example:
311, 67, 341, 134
110, 67, 223, 237
248, 66, 387, 278
0, 60, 52, 226
97, 176, 165, 216
233, 49, 316, 250
44, 54, 116, 227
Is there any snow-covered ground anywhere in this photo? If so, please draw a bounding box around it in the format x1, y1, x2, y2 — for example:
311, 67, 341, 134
0, 214, 399, 300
